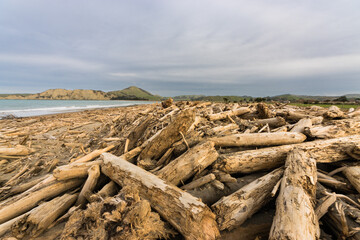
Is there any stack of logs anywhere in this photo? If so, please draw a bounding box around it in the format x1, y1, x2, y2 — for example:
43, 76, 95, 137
1, 101, 360, 239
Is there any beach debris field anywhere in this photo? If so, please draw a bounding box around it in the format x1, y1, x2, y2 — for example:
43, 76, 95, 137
0, 100, 360, 239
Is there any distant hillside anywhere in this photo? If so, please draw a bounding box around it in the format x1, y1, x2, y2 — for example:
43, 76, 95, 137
107, 86, 162, 101
0, 86, 161, 101
271, 94, 360, 102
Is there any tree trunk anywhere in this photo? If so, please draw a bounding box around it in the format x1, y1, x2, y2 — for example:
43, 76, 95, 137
215, 135, 360, 174
212, 167, 283, 230
290, 118, 312, 133
0, 178, 83, 224
207, 107, 250, 121
343, 166, 360, 194
269, 149, 319, 240
0, 145, 34, 156
101, 152, 219, 240
252, 117, 286, 128
53, 160, 102, 181
11, 193, 77, 238
209, 132, 306, 148
156, 141, 219, 186
76, 164, 101, 206
139, 109, 195, 161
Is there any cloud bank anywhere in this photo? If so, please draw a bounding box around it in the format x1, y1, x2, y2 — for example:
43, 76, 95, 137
0, 0, 359, 96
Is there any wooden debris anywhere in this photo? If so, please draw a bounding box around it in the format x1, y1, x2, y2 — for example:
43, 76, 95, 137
209, 132, 306, 148
212, 167, 284, 230
207, 107, 250, 121
101, 152, 220, 240
75, 164, 101, 206
181, 174, 216, 191
269, 149, 319, 240
0, 145, 34, 156
156, 141, 219, 186
290, 118, 312, 133
139, 109, 195, 161
215, 135, 360, 174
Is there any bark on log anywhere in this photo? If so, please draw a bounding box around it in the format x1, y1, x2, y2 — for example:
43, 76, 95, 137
208, 132, 306, 148
269, 149, 319, 240
343, 166, 360, 194
188, 172, 266, 205
215, 135, 360, 174
212, 167, 284, 230
0, 145, 34, 156
12, 193, 77, 238
101, 152, 219, 240
127, 116, 152, 150
207, 107, 250, 121
256, 103, 275, 119
156, 141, 219, 186
0, 178, 83, 224
290, 118, 312, 133
139, 109, 195, 161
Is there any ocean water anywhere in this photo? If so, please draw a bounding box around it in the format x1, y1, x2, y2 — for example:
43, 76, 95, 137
0, 100, 153, 118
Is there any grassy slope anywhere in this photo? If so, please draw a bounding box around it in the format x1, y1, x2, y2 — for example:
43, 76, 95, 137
290, 103, 359, 109
107, 86, 162, 101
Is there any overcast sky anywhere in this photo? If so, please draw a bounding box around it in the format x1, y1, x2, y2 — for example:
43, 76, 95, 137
1, 0, 360, 96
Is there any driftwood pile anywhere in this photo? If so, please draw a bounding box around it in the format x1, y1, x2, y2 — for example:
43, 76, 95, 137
0, 101, 360, 239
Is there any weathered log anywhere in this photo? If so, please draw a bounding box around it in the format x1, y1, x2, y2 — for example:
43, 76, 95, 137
343, 166, 360, 194
181, 174, 216, 191
0, 209, 36, 237
208, 132, 306, 148
139, 109, 195, 161
304, 125, 344, 139
0, 178, 83, 224
252, 117, 286, 128
75, 164, 100, 206
53, 160, 102, 181
348, 109, 360, 118
269, 149, 319, 240
188, 172, 266, 205
278, 110, 312, 123
89, 181, 119, 202
127, 116, 152, 150
215, 135, 360, 174
12, 193, 77, 238
323, 105, 345, 119
101, 152, 220, 240
156, 141, 219, 186
210, 123, 239, 135
317, 171, 354, 193
290, 118, 312, 133
72, 145, 114, 163
256, 103, 275, 119
207, 107, 250, 121
172, 130, 203, 157
0, 145, 34, 156
212, 167, 284, 230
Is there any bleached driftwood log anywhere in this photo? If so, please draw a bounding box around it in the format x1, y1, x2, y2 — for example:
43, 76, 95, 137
0, 145, 34, 156
304, 125, 344, 139
212, 167, 284, 230
53, 160, 102, 181
181, 174, 216, 191
323, 106, 345, 119
290, 118, 312, 133
11, 193, 77, 238
89, 181, 119, 202
101, 153, 219, 240
257, 103, 275, 119
269, 149, 319, 240
207, 107, 250, 121
0, 177, 83, 224
343, 166, 360, 194
208, 132, 306, 148
139, 109, 195, 161
72, 145, 114, 163
188, 172, 265, 205
156, 141, 219, 186
215, 135, 360, 174
252, 117, 286, 128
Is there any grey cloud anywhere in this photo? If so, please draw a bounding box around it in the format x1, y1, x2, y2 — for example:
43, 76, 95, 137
0, 0, 360, 95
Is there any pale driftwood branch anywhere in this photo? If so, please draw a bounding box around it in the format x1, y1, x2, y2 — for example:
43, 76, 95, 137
207, 107, 250, 121
181, 174, 216, 191
75, 164, 101, 206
